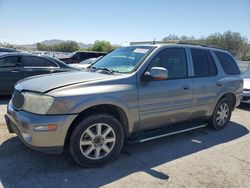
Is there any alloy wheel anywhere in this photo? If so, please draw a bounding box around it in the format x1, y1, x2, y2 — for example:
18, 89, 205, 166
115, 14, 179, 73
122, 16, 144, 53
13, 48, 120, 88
216, 103, 229, 126
79, 123, 116, 160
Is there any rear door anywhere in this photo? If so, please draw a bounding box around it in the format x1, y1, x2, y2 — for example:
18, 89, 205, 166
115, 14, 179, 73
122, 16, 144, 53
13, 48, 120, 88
0, 55, 23, 94
22, 56, 59, 78
190, 48, 221, 120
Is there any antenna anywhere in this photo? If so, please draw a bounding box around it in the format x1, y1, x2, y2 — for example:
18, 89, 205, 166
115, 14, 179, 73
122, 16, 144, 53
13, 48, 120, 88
151, 38, 156, 45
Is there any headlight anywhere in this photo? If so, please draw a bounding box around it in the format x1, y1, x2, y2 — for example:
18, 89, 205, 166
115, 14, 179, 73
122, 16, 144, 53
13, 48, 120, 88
22, 92, 54, 114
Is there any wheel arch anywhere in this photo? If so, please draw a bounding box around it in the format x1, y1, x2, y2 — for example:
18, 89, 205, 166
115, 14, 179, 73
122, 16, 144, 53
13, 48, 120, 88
64, 103, 131, 147
212, 91, 237, 115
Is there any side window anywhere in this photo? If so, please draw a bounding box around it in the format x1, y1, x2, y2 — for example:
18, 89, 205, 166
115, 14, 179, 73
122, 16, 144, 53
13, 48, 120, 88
80, 53, 89, 60
0, 56, 20, 67
214, 51, 240, 75
23, 56, 57, 67
74, 53, 81, 59
191, 49, 218, 77
149, 48, 188, 79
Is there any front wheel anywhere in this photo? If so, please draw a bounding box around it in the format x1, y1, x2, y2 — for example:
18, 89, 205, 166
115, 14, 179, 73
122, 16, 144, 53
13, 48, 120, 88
210, 98, 232, 130
69, 114, 124, 167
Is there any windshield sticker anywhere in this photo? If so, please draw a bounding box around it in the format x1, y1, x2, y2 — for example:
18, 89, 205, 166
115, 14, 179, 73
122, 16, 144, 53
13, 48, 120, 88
133, 48, 149, 53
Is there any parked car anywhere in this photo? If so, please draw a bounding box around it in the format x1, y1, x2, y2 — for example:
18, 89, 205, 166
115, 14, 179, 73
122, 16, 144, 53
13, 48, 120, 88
5, 44, 243, 167
241, 69, 250, 101
60, 51, 107, 64
0, 53, 77, 95
0, 47, 19, 55
0, 47, 19, 52
70, 56, 103, 69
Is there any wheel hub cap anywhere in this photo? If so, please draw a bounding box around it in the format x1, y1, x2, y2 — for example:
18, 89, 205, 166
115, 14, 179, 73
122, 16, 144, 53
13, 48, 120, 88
93, 136, 104, 147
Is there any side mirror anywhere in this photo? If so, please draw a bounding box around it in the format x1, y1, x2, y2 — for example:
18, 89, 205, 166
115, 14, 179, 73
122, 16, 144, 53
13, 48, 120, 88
74, 55, 80, 60
142, 67, 168, 81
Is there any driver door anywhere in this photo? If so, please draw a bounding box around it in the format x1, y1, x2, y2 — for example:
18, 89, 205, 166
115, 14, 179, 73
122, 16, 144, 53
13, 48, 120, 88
138, 48, 193, 131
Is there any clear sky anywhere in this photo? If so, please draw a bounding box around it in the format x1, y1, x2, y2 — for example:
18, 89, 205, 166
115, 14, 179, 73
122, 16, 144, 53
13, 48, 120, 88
0, 0, 249, 44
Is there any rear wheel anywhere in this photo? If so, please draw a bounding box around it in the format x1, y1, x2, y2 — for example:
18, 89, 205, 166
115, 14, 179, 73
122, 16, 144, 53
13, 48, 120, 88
69, 114, 124, 167
210, 98, 232, 130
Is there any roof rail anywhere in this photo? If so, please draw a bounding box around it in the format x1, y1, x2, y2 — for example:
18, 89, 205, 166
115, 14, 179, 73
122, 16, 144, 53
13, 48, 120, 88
176, 41, 225, 50
130, 40, 225, 50
130, 40, 179, 45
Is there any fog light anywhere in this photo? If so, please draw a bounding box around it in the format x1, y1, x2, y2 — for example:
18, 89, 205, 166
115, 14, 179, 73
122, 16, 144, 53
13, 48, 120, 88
22, 133, 32, 143
34, 124, 57, 131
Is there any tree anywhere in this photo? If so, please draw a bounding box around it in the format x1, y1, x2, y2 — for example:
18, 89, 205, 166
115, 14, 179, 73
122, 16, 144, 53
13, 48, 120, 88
36, 42, 44, 50
58, 41, 79, 52
36, 41, 79, 52
162, 31, 250, 59
90, 40, 114, 52
162, 34, 179, 41
204, 31, 248, 57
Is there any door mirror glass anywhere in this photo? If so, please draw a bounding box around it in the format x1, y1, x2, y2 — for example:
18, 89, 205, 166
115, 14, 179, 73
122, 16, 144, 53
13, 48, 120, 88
143, 67, 168, 81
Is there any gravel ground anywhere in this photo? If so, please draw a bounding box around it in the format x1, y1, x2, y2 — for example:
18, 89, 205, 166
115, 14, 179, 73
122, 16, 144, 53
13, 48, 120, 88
0, 97, 249, 188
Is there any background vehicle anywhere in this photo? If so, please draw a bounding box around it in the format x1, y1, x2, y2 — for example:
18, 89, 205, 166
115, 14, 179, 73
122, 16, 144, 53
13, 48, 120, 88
60, 51, 107, 64
241, 69, 250, 101
0, 53, 77, 95
70, 56, 103, 69
5, 44, 243, 167
0, 47, 19, 55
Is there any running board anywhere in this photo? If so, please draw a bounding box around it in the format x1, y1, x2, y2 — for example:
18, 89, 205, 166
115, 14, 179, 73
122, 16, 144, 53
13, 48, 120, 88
128, 124, 207, 143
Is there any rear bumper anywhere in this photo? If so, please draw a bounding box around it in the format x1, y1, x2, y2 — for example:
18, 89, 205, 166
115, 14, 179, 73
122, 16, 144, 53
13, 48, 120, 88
235, 93, 243, 107
242, 90, 250, 101
5, 103, 77, 154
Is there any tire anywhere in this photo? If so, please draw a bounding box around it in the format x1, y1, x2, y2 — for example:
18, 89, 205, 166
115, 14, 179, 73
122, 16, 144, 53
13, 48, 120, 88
69, 114, 124, 167
209, 98, 232, 130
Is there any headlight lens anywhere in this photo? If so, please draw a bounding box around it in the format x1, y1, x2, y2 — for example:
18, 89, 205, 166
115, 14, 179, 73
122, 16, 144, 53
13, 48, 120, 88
22, 92, 54, 114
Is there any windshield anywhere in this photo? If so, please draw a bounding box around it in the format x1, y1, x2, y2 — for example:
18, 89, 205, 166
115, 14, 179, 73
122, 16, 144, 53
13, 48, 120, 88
91, 46, 154, 73
242, 69, 250, 78
66, 52, 77, 58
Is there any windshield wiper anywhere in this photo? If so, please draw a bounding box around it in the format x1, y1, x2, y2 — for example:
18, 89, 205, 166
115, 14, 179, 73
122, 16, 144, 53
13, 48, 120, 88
89, 67, 115, 75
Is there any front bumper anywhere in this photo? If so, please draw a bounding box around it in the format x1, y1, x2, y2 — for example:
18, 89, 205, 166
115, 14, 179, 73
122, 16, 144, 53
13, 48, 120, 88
5, 102, 77, 154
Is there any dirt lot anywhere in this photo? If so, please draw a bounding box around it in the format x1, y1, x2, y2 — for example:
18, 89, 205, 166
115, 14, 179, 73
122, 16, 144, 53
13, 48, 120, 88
0, 96, 250, 188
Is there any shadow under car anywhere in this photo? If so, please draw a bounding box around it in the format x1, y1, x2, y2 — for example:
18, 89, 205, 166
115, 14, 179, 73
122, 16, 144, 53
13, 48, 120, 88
0, 121, 248, 187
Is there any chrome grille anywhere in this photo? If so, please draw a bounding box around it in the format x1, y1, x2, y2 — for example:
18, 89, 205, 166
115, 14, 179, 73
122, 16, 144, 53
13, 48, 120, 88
11, 90, 24, 110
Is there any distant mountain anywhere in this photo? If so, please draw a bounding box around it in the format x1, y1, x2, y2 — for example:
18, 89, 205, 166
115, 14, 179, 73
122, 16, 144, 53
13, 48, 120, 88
15, 43, 36, 49
15, 39, 92, 49
40, 39, 65, 46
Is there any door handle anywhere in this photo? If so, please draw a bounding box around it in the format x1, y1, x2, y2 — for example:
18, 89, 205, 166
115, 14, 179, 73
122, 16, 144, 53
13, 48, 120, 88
183, 85, 191, 90
11, 70, 20, 73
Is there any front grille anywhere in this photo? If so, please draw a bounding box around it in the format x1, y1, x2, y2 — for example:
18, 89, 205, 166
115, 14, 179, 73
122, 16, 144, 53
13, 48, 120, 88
12, 90, 24, 110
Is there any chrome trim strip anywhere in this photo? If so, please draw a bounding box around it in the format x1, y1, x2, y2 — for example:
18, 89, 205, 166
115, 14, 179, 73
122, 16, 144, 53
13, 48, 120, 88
139, 124, 207, 142
23, 66, 60, 69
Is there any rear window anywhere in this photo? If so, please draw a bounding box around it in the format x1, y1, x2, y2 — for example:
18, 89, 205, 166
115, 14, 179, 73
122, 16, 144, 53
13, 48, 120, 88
214, 51, 240, 75
0, 56, 20, 67
191, 49, 217, 77
23, 56, 57, 67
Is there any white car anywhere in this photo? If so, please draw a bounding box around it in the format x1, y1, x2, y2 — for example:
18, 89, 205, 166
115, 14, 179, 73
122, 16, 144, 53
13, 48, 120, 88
242, 69, 250, 102
70, 56, 103, 69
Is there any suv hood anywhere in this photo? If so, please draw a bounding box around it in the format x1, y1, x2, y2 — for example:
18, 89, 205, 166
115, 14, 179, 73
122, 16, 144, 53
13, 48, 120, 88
15, 71, 112, 93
